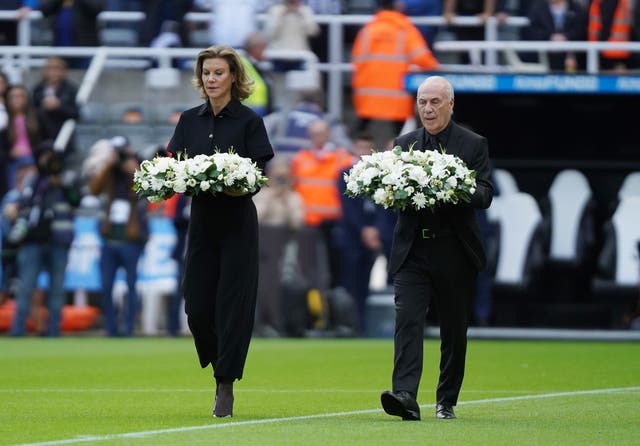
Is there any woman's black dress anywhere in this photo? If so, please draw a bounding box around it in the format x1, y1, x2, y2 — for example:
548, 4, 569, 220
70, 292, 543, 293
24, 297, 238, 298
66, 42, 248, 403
167, 98, 273, 379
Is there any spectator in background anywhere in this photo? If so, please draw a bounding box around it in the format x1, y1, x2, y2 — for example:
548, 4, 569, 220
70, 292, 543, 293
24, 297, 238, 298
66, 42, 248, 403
89, 135, 148, 337
240, 32, 275, 117
0, 71, 10, 199
9, 141, 81, 337
264, 0, 320, 71
3, 84, 46, 190
254, 157, 305, 230
119, 105, 144, 124
139, 0, 193, 48
306, 0, 343, 63
253, 156, 304, 335
0, 72, 8, 132
290, 119, 353, 287
32, 57, 80, 153
443, 0, 496, 64
523, 0, 588, 72
39, 0, 105, 68
351, 0, 439, 138
496, 0, 534, 22
588, 0, 633, 72
192, 0, 259, 48
80, 137, 114, 182
334, 131, 384, 333
264, 88, 351, 157
0, 1, 36, 45
400, 0, 443, 47
0, 162, 37, 309
495, 0, 535, 43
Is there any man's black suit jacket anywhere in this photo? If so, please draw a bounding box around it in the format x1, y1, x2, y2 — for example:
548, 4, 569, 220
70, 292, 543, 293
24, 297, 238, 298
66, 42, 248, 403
388, 121, 494, 275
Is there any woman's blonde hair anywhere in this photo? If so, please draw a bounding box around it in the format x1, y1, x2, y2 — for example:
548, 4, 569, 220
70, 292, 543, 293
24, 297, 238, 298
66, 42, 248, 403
192, 45, 254, 101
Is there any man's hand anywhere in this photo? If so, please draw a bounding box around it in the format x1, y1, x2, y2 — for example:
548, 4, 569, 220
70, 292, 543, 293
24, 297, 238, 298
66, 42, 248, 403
42, 95, 61, 111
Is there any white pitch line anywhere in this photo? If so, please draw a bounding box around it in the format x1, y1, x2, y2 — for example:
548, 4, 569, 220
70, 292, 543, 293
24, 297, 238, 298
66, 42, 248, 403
0, 388, 539, 394
11, 386, 640, 446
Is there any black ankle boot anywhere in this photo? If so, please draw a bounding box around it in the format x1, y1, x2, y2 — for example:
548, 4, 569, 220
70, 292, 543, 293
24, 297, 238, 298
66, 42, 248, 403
213, 380, 234, 418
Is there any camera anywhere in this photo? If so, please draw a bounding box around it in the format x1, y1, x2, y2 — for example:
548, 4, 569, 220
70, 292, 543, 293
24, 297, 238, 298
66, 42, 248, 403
110, 135, 138, 166
45, 151, 65, 175
34, 142, 65, 176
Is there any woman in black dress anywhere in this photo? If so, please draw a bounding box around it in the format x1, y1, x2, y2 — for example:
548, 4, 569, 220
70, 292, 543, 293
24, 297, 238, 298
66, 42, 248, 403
167, 45, 274, 418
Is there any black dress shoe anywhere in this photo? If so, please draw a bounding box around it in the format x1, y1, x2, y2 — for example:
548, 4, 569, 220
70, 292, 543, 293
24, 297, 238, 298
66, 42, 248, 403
213, 382, 234, 418
435, 403, 456, 419
381, 390, 421, 421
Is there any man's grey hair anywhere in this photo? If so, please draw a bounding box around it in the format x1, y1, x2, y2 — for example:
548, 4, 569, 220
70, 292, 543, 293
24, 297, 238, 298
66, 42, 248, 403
419, 75, 455, 102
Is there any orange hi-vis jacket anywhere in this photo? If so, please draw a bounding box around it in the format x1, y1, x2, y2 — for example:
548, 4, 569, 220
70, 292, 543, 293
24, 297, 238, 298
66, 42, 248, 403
588, 0, 632, 59
351, 10, 439, 122
290, 148, 354, 226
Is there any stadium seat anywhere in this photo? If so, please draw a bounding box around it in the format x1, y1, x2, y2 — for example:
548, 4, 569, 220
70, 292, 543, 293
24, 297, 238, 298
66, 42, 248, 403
99, 28, 138, 46
487, 168, 519, 223
493, 192, 545, 288
617, 171, 640, 200
545, 169, 596, 266
493, 168, 519, 195
150, 124, 176, 148
593, 196, 640, 289
153, 102, 192, 125
188, 29, 210, 48
145, 67, 180, 89
79, 102, 108, 124
592, 196, 640, 326
364, 291, 395, 338
491, 192, 546, 325
346, 0, 378, 13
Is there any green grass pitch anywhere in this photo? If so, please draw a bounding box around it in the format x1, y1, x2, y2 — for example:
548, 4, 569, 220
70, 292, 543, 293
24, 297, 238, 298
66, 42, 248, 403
1, 337, 639, 445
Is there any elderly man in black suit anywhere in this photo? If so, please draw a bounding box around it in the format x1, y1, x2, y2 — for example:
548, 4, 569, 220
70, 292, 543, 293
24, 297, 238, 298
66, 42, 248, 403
380, 76, 494, 421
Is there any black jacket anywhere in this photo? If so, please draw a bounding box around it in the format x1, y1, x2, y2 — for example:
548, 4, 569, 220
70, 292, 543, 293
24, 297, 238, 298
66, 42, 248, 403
523, 0, 588, 70
32, 79, 80, 147
388, 122, 494, 274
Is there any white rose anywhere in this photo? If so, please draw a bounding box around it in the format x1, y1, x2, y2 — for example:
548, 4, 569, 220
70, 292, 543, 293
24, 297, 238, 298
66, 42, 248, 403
246, 172, 256, 188
372, 188, 387, 205
346, 180, 360, 194
173, 180, 187, 194
446, 176, 458, 188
